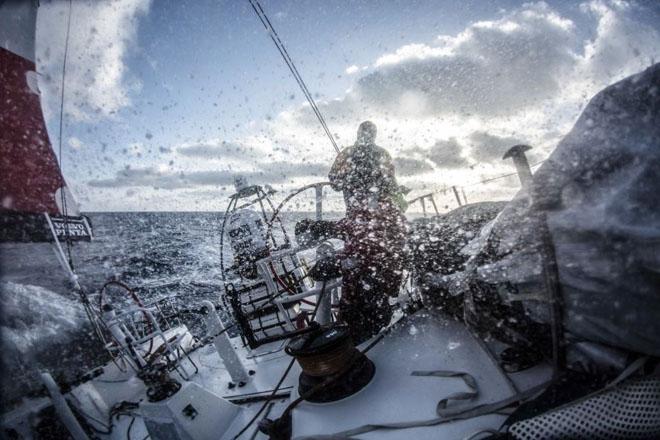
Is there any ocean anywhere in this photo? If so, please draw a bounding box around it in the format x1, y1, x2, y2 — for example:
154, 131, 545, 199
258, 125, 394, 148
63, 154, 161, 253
0, 211, 310, 408
77, 212, 228, 296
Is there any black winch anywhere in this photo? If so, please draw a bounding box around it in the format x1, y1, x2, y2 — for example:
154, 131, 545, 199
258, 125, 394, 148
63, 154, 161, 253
138, 362, 181, 402
285, 324, 375, 403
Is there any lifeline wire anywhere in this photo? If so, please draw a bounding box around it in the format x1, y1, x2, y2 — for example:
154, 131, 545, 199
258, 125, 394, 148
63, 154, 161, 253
411, 159, 547, 209
462, 159, 547, 188
247, 0, 340, 153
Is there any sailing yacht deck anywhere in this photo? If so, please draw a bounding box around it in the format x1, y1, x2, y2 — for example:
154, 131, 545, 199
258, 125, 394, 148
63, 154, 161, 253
73, 309, 551, 439
288, 310, 552, 439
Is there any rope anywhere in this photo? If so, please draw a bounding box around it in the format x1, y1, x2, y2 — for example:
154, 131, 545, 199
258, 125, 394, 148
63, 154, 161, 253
126, 415, 136, 440
300, 380, 551, 439
231, 281, 328, 439
266, 317, 391, 435
246, 0, 339, 153
411, 370, 479, 415
232, 357, 296, 440
294, 339, 357, 377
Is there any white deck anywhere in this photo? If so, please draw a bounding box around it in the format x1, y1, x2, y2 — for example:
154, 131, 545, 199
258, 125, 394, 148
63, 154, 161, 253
287, 311, 551, 439
30, 310, 551, 440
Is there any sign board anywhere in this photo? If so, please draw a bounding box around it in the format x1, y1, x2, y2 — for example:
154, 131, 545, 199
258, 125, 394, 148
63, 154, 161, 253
49, 216, 93, 242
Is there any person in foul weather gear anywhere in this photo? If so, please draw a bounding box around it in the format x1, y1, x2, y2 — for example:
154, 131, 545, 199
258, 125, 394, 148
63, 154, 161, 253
329, 121, 401, 211
329, 121, 407, 344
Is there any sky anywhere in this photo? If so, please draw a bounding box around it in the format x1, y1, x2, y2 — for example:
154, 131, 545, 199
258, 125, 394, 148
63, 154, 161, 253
35, 0, 660, 212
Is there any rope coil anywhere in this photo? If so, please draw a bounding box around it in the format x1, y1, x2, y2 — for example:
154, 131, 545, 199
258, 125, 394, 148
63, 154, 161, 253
292, 339, 358, 377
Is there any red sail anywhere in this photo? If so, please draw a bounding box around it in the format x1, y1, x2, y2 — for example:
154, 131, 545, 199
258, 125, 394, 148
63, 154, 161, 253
1, 1, 91, 242
0, 46, 65, 215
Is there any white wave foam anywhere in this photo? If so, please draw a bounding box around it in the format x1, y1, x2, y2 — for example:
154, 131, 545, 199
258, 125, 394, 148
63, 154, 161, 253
0, 282, 85, 354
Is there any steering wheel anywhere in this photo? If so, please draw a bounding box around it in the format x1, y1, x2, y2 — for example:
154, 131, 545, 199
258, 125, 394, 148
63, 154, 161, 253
99, 280, 155, 357
264, 182, 345, 318
99, 280, 146, 313
265, 181, 336, 250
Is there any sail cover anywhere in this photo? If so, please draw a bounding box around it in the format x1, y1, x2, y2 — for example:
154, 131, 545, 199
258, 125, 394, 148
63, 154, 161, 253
0, 1, 88, 242
475, 63, 660, 357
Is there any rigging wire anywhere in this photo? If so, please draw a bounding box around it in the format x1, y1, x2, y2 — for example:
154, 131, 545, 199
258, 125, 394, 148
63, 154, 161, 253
53, 0, 110, 349
57, 0, 74, 269
246, 0, 340, 153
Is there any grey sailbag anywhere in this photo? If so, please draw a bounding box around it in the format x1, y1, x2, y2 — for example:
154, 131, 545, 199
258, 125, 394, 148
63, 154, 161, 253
474, 63, 660, 357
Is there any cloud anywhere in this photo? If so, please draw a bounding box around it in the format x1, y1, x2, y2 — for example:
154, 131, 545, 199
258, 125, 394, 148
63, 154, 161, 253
467, 131, 524, 163
37, 0, 151, 122
577, 0, 660, 86
345, 65, 360, 75
285, 1, 659, 133
425, 138, 471, 168
88, 161, 328, 190
357, 2, 579, 119
176, 141, 246, 159
396, 131, 527, 171
290, 1, 581, 126
393, 157, 433, 176
256, 0, 660, 209
68, 136, 83, 150
75, 0, 660, 210
89, 167, 235, 190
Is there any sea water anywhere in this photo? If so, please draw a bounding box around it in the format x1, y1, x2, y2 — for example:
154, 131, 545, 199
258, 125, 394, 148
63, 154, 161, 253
0, 211, 314, 408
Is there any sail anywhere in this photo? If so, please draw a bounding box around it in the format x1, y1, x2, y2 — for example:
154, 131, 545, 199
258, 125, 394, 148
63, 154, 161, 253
0, 0, 89, 242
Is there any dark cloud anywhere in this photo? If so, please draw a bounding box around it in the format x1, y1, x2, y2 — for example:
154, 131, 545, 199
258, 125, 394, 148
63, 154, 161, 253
88, 167, 194, 190
396, 132, 525, 170
177, 141, 245, 159
401, 138, 469, 169
467, 131, 524, 163
357, 16, 574, 117
426, 138, 470, 168
393, 157, 433, 176
88, 161, 329, 190
258, 161, 329, 183
293, 3, 577, 126
391, 7, 573, 115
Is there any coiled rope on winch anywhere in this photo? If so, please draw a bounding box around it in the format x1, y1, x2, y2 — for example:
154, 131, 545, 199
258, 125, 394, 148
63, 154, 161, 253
290, 336, 358, 377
